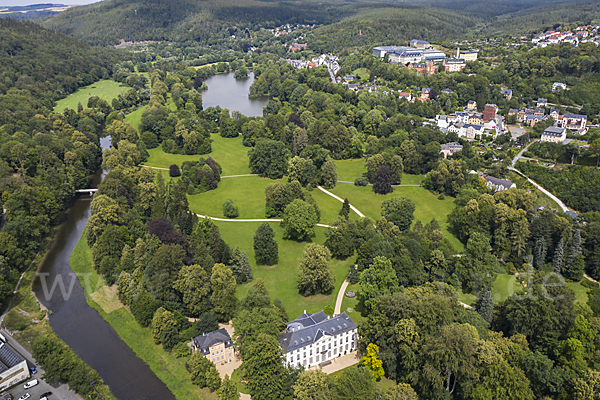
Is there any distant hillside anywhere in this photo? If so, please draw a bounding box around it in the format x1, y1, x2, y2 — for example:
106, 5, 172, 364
0, 3, 74, 20
40, 0, 598, 47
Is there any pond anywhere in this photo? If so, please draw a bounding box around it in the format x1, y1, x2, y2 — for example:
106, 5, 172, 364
201, 71, 269, 117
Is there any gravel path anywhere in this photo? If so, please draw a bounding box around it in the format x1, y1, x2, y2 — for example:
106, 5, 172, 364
316, 186, 366, 218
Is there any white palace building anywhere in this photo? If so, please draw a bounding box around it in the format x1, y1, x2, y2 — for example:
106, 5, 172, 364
279, 311, 357, 369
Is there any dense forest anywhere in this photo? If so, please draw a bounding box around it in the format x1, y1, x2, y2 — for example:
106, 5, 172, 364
40, 0, 600, 47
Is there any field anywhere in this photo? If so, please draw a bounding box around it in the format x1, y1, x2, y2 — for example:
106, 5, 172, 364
216, 221, 354, 319
124, 104, 148, 130
54, 80, 129, 113
329, 183, 462, 251
69, 233, 216, 400
335, 159, 423, 185
144, 134, 251, 176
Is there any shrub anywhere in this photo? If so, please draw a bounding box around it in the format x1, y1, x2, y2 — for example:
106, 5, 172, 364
438, 194, 445, 200
169, 164, 181, 177
354, 176, 369, 186
173, 342, 192, 358
223, 200, 239, 218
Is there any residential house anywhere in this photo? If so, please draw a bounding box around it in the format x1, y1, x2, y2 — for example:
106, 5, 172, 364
466, 100, 477, 110
410, 39, 430, 49
280, 311, 357, 369
541, 126, 567, 143
399, 91, 412, 101
448, 121, 465, 136
464, 123, 484, 139
343, 74, 356, 82
288, 43, 307, 52
443, 58, 466, 72
483, 175, 516, 192
440, 142, 463, 158
502, 89, 512, 100
549, 107, 560, 121
552, 82, 567, 92
468, 114, 483, 125
441, 88, 453, 94
435, 115, 449, 129
536, 98, 548, 108
525, 114, 549, 127
455, 112, 469, 124
557, 113, 587, 132
192, 328, 234, 365
407, 61, 436, 75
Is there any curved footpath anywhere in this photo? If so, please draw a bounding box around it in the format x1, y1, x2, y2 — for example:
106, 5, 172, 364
508, 167, 570, 213
334, 279, 350, 315
316, 186, 365, 218
193, 214, 334, 228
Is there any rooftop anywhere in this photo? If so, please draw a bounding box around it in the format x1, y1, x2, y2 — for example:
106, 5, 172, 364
193, 328, 233, 355
279, 311, 357, 353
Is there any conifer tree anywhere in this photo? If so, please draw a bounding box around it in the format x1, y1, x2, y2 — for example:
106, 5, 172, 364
553, 238, 565, 274
253, 223, 278, 265
240, 250, 253, 281
339, 198, 351, 219
476, 290, 494, 324
567, 229, 582, 267
534, 237, 547, 270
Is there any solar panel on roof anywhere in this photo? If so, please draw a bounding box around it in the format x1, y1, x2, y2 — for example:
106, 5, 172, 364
0, 344, 21, 368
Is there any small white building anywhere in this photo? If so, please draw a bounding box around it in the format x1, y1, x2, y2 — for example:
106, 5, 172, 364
280, 311, 357, 369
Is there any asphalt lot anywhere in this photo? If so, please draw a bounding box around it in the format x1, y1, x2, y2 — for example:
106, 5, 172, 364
1, 329, 83, 400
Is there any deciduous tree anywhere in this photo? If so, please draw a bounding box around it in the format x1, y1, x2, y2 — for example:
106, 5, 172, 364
298, 244, 335, 295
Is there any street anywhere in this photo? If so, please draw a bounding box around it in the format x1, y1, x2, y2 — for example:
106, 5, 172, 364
0, 329, 83, 400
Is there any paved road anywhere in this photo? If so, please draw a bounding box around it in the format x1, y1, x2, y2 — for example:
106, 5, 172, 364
1, 328, 83, 400
336, 180, 422, 187
512, 139, 538, 167
508, 167, 570, 212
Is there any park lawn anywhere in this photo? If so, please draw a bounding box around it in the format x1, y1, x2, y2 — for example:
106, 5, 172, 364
188, 176, 277, 219
144, 134, 251, 176
216, 221, 353, 319
54, 80, 129, 113
340, 283, 364, 324
124, 105, 148, 132
329, 184, 463, 251
457, 290, 477, 306
566, 281, 589, 304
352, 68, 370, 80
335, 159, 365, 182
310, 187, 356, 225
70, 234, 215, 400
492, 273, 524, 304
231, 367, 250, 395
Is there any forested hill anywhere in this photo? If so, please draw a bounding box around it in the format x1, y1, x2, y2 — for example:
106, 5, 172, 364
40, 0, 597, 47
0, 17, 117, 125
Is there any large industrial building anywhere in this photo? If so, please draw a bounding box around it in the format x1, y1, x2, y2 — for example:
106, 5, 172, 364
0, 343, 30, 392
372, 46, 446, 64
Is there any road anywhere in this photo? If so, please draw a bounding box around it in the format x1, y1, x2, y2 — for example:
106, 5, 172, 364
0, 328, 83, 400
511, 139, 538, 167
508, 167, 570, 213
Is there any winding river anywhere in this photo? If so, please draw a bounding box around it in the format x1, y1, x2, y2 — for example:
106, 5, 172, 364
32, 137, 175, 400
29, 73, 267, 400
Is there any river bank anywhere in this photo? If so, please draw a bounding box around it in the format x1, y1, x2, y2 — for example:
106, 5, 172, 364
69, 233, 216, 400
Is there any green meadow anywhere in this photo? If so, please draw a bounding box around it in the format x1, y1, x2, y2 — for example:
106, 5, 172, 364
54, 80, 129, 113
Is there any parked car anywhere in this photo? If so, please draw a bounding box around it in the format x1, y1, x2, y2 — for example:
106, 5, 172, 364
39, 393, 51, 399
23, 379, 38, 389
0, 333, 6, 343
29, 367, 37, 375
18, 394, 30, 400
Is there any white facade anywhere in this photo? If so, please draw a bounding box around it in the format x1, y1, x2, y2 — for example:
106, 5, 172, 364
283, 328, 358, 369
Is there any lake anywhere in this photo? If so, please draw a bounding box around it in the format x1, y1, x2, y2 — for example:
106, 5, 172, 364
201, 71, 269, 117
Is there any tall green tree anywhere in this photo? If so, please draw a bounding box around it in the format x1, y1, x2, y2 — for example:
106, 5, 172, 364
298, 244, 335, 296
359, 256, 400, 312
381, 197, 415, 231
282, 199, 318, 241
294, 370, 332, 400
476, 290, 494, 325
339, 198, 351, 219
253, 223, 278, 265
218, 374, 239, 400
554, 238, 565, 274
360, 343, 385, 381
173, 264, 210, 317
186, 352, 221, 391
243, 333, 288, 400
210, 263, 237, 320
320, 156, 337, 189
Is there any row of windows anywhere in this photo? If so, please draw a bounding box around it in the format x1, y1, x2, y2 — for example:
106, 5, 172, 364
211, 352, 232, 363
